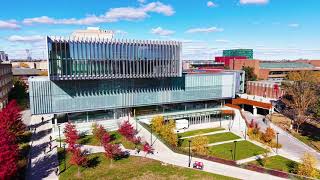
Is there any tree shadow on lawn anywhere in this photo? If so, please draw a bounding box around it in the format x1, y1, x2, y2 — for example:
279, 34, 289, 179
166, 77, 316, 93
87, 156, 101, 168
286, 160, 298, 174
299, 122, 320, 141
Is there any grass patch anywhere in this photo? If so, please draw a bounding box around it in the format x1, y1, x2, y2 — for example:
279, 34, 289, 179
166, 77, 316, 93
58, 148, 238, 180
77, 131, 139, 150
208, 141, 266, 161
180, 132, 240, 147
248, 155, 298, 173
178, 127, 225, 138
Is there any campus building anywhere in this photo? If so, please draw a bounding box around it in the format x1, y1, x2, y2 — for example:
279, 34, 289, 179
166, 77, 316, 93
0, 63, 12, 109
29, 36, 244, 134
223, 49, 253, 59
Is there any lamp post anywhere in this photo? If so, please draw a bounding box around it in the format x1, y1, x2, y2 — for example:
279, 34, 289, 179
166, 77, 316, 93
63, 142, 66, 171
58, 125, 61, 148
244, 126, 247, 140
188, 140, 192, 167
233, 141, 237, 161
150, 124, 153, 147
134, 109, 137, 132
276, 132, 279, 154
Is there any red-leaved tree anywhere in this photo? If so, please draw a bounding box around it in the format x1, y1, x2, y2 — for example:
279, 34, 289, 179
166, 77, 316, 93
118, 121, 135, 140
64, 122, 79, 152
104, 143, 123, 167
143, 142, 154, 155
92, 124, 107, 145
0, 128, 18, 179
101, 132, 111, 146
70, 147, 87, 177
0, 100, 26, 136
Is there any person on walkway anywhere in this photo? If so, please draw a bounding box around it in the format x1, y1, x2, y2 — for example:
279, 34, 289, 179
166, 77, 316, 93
49, 135, 52, 142
49, 142, 52, 151
41, 116, 44, 123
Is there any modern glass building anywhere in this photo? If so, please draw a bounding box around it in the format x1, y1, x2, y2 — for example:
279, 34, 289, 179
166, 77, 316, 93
29, 36, 244, 130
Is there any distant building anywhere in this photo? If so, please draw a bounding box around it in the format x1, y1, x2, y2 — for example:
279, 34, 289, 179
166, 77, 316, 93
223, 49, 253, 59
11, 59, 48, 71
246, 80, 284, 99
0, 51, 9, 63
183, 60, 224, 70
0, 63, 12, 109
72, 27, 114, 39
12, 68, 42, 86
215, 56, 247, 68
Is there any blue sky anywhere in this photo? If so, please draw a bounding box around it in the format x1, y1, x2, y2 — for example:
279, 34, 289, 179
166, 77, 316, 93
0, 0, 319, 60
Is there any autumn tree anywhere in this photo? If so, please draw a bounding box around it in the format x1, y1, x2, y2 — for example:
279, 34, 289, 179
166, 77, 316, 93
297, 153, 319, 178
282, 71, 318, 131
0, 128, 18, 179
118, 121, 135, 140
0, 100, 26, 136
262, 127, 276, 143
101, 132, 111, 146
151, 115, 164, 134
159, 119, 177, 146
191, 136, 209, 155
92, 123, 107, 145
104, 143, 123, 167
64, 122, 79, 152
69, 147, 87, 177
143, 142, 154, 154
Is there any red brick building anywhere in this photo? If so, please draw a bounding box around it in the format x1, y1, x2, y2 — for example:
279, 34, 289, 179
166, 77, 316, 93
246, 80, 284, 99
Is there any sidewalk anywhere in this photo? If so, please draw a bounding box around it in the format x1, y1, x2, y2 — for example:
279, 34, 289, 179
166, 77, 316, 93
26, 114, 59, 180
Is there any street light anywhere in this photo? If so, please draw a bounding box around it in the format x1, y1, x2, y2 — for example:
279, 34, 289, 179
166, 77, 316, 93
188, 140, 192, 167
63, 142, 66, 171
58, 125, 61, 148
233, 141, 237, 161
276, 132, 279, 154
150, 124, 153, 147
244, 126, 247, 140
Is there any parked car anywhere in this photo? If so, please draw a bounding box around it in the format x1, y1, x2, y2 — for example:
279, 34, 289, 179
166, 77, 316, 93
193, 161, 204, 170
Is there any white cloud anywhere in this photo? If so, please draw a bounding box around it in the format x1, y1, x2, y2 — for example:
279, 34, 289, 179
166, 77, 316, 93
0, 20, 20, 30
288, 23, 299, 28
138, 0, 146, 3
23, 2, 174, 25
207, 1, 217, 7
215, 39, 230, 43
186, 27, 224, 33
115, 30, 128, 35
151, 27, 175, 36
240, 0, 269, 5
8, 35, 44, 42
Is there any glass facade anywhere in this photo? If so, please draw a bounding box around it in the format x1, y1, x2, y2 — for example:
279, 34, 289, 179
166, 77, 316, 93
223, 49, 253, 59
29, 72, 242, 115
47, 37, 182, 80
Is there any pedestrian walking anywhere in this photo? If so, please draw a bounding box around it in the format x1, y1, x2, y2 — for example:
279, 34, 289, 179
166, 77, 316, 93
49, 142, 52, 151
49, 135, 52, 142
41, 116, 44, 123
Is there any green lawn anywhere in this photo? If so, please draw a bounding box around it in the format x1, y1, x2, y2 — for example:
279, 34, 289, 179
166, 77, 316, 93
180, 132, 240, 147
77, 131, 139, 150
58, 149, 238, 180
178, 127, 225, 138
208, 141, 266, 160
248, 155, 298, 173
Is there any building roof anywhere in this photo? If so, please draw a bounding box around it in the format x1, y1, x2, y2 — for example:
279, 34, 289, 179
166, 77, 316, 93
12, 68, 42, 76
260, 62, 314, 69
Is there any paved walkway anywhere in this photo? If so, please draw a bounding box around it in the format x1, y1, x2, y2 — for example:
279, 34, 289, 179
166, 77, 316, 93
207, 139, 244, 146
236, 152, 277, 164
244, 111, 320, 169
179, 130, 228, 139
26, 114, 59, 180
126, 117, 285, 180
